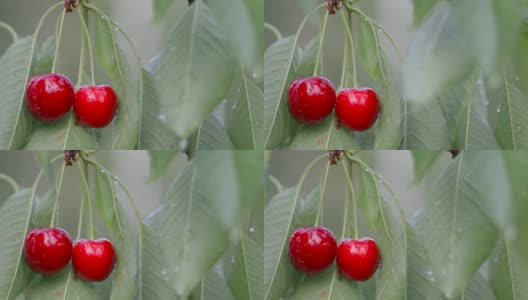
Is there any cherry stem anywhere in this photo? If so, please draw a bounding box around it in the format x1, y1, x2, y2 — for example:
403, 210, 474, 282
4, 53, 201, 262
338, 27, 349, 90
30, 171, 45, 226
268, 175, 283, 194
0, 173, 19, 193
313, 11, 329, 77
75, 173, 85, 241
340, 10, 358, 88
341, 160, 359, 239
77, 160, 94, 240
83, 4, 145, 148
0, 21, 18, 43
76, 6, 95, 85
51, 9, 66, 74
31, 3, 64, 75
314, 162, 330, 227
49, 163, 66, 227
75, 13, 86, 88
264, 22, 283, 41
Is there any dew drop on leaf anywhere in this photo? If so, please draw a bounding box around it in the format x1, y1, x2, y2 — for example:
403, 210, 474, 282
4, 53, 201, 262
496, 104, 502, 113
179, 139, 188, 150
158, 113, 167, 122
249, 227, 255, 233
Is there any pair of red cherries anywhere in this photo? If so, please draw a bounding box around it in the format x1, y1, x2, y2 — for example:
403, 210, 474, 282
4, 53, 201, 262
24, 227, 116, 282
26, 73, 117, 128
289, 227, 380, 281
288, 76, 380, 131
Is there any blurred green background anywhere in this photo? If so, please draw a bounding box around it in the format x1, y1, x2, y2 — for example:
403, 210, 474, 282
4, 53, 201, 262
265, 0, 413, 86
0, 151, 188, 236
266, 151, 452, 237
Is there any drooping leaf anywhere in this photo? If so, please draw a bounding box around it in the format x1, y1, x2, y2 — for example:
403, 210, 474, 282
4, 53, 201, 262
296, 36, 319, 77
264, 37, 300, 149
152, 0, 175, 21
141, 223, 174, 300
264, 188, 299, 299
0, 189, 34, 299
464, 272, 497, 300
225, 67, 264, 149
32, 35, 55, 76
93, 166, 116, 229
496, 78, 528, 149
147, 150, 178, 182
152, 0, 234, 138
0, 36, 35, 149
143, 151, 246, 298
24, 114, 97, 150
416, 153, 500, 299
410, 150, 444, 183
228, 236, 264, 300
288, 117, 361, 150
356, 165, 380, 228
191, 266, 235, 300
189, 109, 234, 151
32, 190, 56, 228
402, 3, 474, 103
411, 0, 440, 27
139, 67, 179, 150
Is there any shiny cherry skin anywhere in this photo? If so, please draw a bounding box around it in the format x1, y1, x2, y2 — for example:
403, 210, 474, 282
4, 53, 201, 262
289, 227, 337, 274
337, 238, 381, 281
24, 228, 73, 275
336, 88, 380, 131
26, 74, 75, 121
73, 239, 116, 282
288, 77, 336, 124
74, 85, 118, 128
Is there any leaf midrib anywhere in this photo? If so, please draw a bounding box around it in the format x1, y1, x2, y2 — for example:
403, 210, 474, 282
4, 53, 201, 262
241, 66, 256, 149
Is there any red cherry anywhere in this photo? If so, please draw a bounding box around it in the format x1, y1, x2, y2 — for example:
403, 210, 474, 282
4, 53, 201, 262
336, 88, 380, 131
26, 74, 75, 121
289, 227, 337, 274
72, 239, 116, 282
288, 77, 336, 124
24, 228, 73, 275
74, 85, 118, 128
337, 238, 381, 281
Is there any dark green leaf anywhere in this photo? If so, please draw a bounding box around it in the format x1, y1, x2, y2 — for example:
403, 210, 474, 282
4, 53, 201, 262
24, 268, 96, 299
191, 267, 235, 300
0, 189, 34, 299
0, 36, 35, 149
93, 166, 116, 229
412, 0, 439, 27
32, 35, 55, 76
32, 190, 56, 228
189, 108, 234, 151
264, 37, 300, 149
292, 268, 361, 299
228, 235, 264, 300
152, 0, 175, 21
297, 36, 319, 77
357, 165, 380, 228
496, 78, 528, 149
152, 0, 234, 138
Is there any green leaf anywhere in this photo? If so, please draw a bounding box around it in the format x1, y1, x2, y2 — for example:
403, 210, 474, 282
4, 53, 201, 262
356, 165, 380, 228
152, 0, 234, 138
264, 37, 300, 149
496, 78, 528, 149
32, 190, 56, 228
412, 0, 440, 27
288, 117, 361, 150
490, 238, 528, 300
205, 0, 262, 70
402, 3, 474, 103
24, 115, 97, 150
93, 166, 116, 229
225, 67, 264, 149
139, 67, 179, 150
141, 223, 174, 300
94, 13, 139, 149
189, 108, 234, 151
292, 268, 361, 299
464, 272, 497, 300
410, 150, 444, 183
24, 268, 96, 299
375, 201, 407, 300
416, 153, 500, 299
451, 0, 523, 81
264, 188, 299, 299
143, 151, 246, 298
147, 151, 178, 182
295, 185, 321, 227
406, 223, 445, 300
32, 35, 56, 76
191, 267, 235, 300
0, 36, 35, 149
297, 36, 319, 77
228, 236, 264, 300
0, 189, 33, 300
